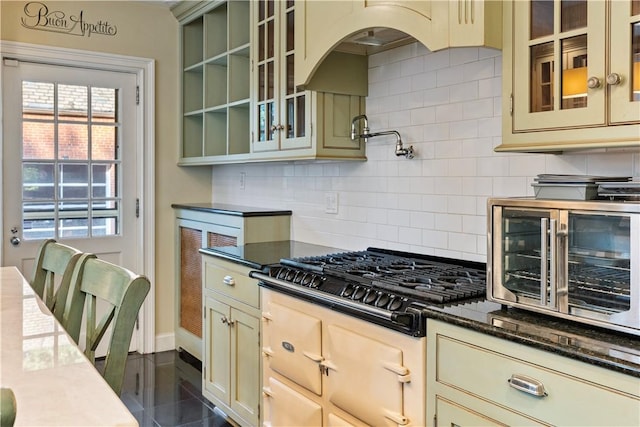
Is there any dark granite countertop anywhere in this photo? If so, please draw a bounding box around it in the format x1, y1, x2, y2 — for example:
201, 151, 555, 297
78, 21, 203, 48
200, 241, 345, 270
199, 242, 640, 378
424, 300, 640, 378
172, 202, 292, 217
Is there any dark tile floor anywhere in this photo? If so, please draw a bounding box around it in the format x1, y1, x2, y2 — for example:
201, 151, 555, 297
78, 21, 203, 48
99, 350, 235, 427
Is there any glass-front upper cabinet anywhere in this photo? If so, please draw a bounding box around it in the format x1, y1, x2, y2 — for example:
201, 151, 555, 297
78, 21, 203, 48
253, 0, 310, 153
502, 0, 640, 151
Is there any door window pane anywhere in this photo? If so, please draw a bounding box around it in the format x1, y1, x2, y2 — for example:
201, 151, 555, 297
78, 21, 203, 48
23, 163, 54, 200
58, 164, 89, 199
23, 122, 54, 159
91, 87, 116, 123
58, 84, 88, 121
58, 123, 89, 160
91, 126, 118, 160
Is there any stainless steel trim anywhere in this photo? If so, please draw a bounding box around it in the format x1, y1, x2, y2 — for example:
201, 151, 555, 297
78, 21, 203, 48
487, 198, 640, 214
251, 271, 411, 325
540, 218, 549, 306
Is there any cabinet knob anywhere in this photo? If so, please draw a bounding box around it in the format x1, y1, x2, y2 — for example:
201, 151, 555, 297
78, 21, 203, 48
220, 316, 235, 327
586, 76, 601, 89
223, 275, 235, 286
606, 73, 622, 86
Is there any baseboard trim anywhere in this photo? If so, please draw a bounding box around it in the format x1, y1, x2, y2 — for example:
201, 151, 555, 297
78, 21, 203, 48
155, 333, 175, 353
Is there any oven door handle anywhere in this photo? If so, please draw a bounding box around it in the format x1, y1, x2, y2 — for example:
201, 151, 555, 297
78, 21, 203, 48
251, 272, 417, 329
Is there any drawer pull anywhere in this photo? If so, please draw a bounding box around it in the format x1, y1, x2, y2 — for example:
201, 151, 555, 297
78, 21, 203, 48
508, 374, 548, 397
223, 275, 235, 286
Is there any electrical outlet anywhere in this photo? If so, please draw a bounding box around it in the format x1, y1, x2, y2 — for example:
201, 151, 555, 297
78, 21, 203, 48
240, 172, 246, 190
325, 192, 338, 214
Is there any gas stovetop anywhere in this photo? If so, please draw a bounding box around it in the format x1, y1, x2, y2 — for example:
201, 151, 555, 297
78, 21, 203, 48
251, 247, 486, 336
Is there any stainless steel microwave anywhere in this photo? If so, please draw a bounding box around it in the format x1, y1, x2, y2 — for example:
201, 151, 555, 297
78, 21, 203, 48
487, 198, 640, 336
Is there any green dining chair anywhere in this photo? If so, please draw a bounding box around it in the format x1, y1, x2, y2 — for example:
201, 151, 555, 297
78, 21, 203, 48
62, 253, 151, 395
0, 387, 16, 427
30, 239, 83, 322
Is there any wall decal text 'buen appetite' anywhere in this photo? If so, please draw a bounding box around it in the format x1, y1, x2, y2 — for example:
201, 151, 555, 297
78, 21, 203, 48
21, 2, 117, 37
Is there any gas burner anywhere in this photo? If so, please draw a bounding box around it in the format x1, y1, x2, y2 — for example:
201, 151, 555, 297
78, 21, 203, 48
255, 248, 487, 337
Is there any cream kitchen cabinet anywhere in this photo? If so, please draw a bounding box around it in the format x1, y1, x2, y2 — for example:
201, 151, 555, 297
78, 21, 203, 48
251, 0, 366, 162
498, 0, 640, 152
295, 0, 502, 88
172, 204, 290, 361
203, 255, 261, 427
426, 319, 640, 426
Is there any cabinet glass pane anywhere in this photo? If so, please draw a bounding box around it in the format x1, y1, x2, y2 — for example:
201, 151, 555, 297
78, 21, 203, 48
258, 64, 265, 101
286, 9, 294, 52
267, 20, 275, 59
531, 0, 554, 39
267, 62, 274, 99
258, 23, 265, 62
286, 54, 294, 96
633, 22, 640, 102
567, 214, 630, 316
500, 209, 551, 306
561, 35, 587, 110
530, 42, 554, 112
561, 0, 587, 32
296, 96, 305, 138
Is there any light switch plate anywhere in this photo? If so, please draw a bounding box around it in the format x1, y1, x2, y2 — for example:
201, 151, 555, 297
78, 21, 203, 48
325, 192, 338, 214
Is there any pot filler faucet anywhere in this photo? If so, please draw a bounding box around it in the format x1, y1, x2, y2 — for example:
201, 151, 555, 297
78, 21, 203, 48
350, 114, 414, 159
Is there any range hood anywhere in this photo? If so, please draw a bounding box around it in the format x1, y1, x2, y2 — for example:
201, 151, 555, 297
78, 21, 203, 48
336, 27, 416, 55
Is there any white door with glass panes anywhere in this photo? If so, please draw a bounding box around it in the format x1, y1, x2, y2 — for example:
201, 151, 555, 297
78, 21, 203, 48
2, 60, 141, 352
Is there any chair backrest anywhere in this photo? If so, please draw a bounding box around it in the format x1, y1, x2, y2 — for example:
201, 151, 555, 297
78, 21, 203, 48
0, 387, 17, 427
63, 254, 150, 395
30, 239, 83, 321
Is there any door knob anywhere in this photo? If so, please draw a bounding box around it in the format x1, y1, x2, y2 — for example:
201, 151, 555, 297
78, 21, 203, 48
10, 236, 20, 246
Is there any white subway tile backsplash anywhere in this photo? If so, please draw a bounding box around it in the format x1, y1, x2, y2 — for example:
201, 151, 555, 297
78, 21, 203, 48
423, 49, 450, 71
462, 98, 494, 120
436, 65, 464, 87
450, 47, 479, 65
211, 42, 632, 263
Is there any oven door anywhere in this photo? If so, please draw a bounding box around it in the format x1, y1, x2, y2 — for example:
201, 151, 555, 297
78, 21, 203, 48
563, 210, 638, 330
490, 206, 560, 309
262, 301, 323, 395
322, 324, 410, 427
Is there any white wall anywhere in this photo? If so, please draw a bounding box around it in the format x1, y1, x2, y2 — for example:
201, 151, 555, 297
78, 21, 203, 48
211, 42, 640, 263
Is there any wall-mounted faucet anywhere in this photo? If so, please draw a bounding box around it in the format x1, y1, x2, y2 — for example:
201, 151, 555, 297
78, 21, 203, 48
350, 115, 414, 159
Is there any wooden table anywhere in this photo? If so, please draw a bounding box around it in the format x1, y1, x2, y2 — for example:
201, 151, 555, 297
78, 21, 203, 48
0, 266, 138, 426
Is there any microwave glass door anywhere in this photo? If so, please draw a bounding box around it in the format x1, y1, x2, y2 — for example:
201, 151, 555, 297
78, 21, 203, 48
499, 208, 556, 308
566, 212, 631, 317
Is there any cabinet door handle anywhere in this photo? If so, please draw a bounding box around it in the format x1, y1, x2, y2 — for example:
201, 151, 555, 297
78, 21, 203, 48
223, 275, 235, 286
606, 73, 622, 86
220, 316, 235, 327
508, 374, 548, 397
